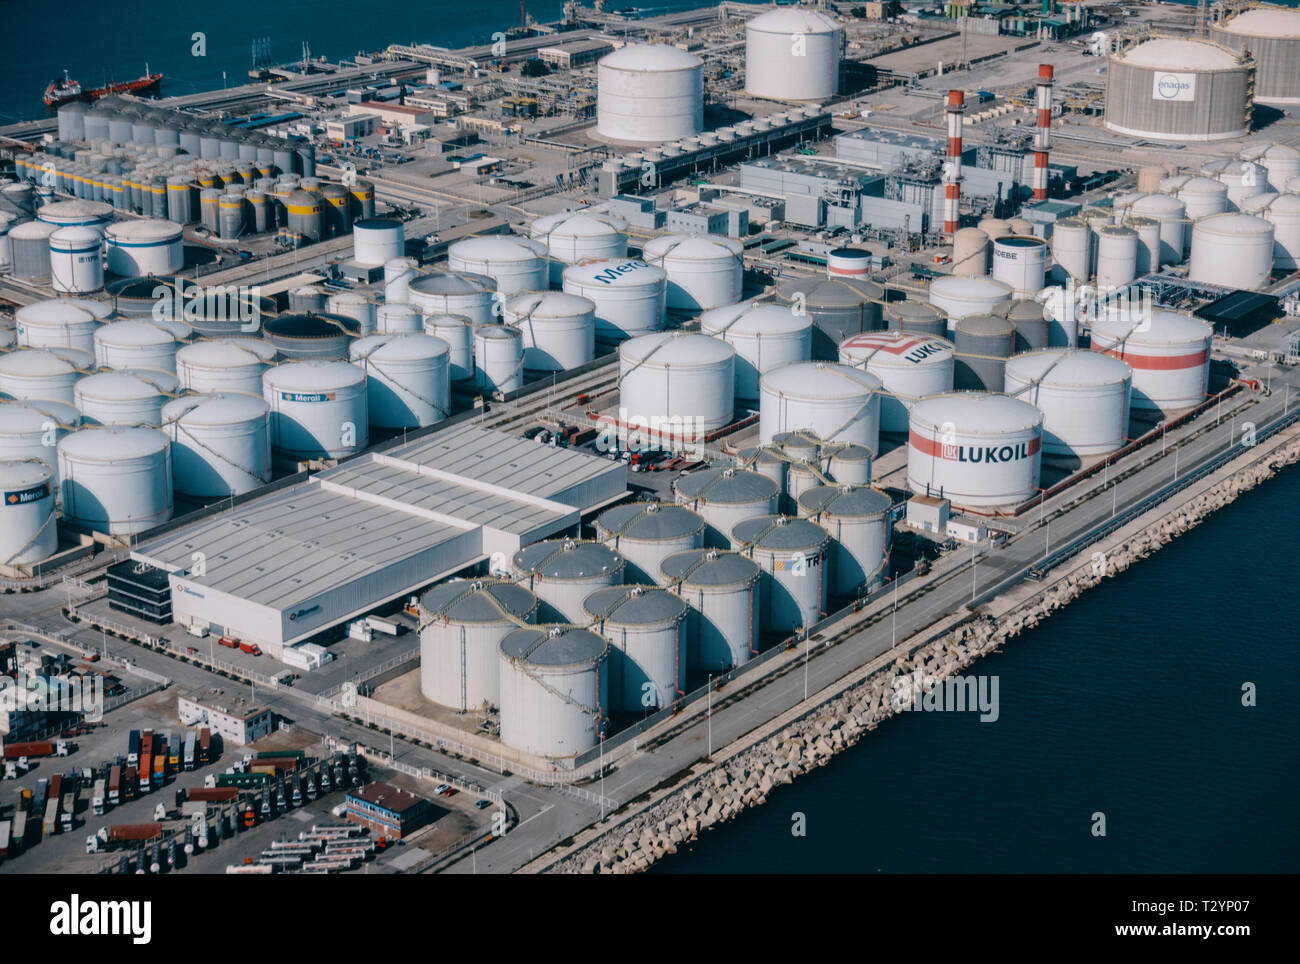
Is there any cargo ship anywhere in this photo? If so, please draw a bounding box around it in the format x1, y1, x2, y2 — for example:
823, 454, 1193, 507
43, 69, 163, 109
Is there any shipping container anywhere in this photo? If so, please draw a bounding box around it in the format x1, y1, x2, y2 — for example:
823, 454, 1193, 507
128, 730, 141, 766
108, 823, 162, 844
43, 798, 59, 836
255, 750, 306, 762
92, 778, 107, 816
60, 791, 75, 830
217, 771, 270, 788
108, 765, 122, 805
183, 732, 197, 771
152, 755, 166, 788
167, 736, 180, 771
186, 787, 239, 802
2, 740, 56, 759
199, 728, 212, 764
11, 810, 27, 850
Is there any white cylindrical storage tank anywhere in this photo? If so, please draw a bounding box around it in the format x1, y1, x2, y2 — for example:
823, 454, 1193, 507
759, 362, 881, 450
1241, 142, 1300, 192
952, 227, 991, 278
473, 324, 523, 395
0, 400, 80, 503
618, 332, 734, 435
327, 291, 377, 336
1254, 192, 1300, 269
562, 257, 667, 342
58, 425, 172, 534
927, 276, 1014, 327
175, 338, 274, 395
49, 227, 103, 294
745, 7, 840, 100
827, 442, 873, 486
825, 247, 872, 280
408, 271, 497, 326
1212, 8, 1300, 107
907, 392, 1043, 510
1094, 224, 1139, 289
596, 44, 703, 144
584, 585, 688, 711
885, 300, 946, 338
1203, 157, 1261, 211
594, 501, 706, 586
9, 220, 58, 282
288, 285, 328, 314
382, 257, 419, 306
37, 199, 113, 229
1126, 215, 1162, 276
660, 548, 761, 671
349, 333, 451, 429
990, 235, 1048, 297
1053, 219, 1094, 284
1037, 286, 1080, 348
1103, 38, 1254, 142
1004, 349, 1132, 460
162, 393, 272, 496
735, 446, 789, 505
0, 459, 59, 566
503, 291, 596, 372
1090, 309, 1211, 412
1187, 213, 1275, 289
423, 314, 475, 384
511, 539, 625, 623
699, 301, 811, 400
448, 236, 547, 296
1130, 193, 1188, 265
73, 371, 171, 427
93, 319, 188, 373
374, 302, 422, 334
104, 220, 184, 276
419, 580, 539, 713
14, 300, 100, 354
674, 467, 780, 549
1175, 176, 1231, 222
498, 626, 608, 758
642, 235, 744, 311
352, 218, 404, 266
730, 515, 829, 633
530, 211, 628, 286
796, 484, 891, 596
0, 349, 84, 405
262, 360, 368, 460
838, 331, 955, 433
953, 314, 1015, 393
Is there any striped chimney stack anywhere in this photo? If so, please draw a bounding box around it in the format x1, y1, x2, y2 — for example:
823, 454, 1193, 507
1033, 64, 1054, 202
944, 89, 964, 237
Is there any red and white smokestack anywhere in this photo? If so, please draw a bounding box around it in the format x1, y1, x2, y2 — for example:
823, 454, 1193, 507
1033, 64, 1054, 202
944, 89, 964, 237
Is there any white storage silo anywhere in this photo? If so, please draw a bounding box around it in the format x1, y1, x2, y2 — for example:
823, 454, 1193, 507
1187, 213, 1275, 289
0, 459, 59, 566
1050, 218, 1091, 282
1090, 310, 1212, 412
885, 300, 947, 338
825, 248, 872, 280
927, 276, 1014, 327
383, 258, 419, 306
699, 301, 812, 400
74, 371, 171, 427
952, 227, 992, 278
796, 484, 891, 596
0, 401, 79, 503
562, 257, 667, 342
93, 319, 188, 373
15, 300, 100, 354
473, 324, 524, 395
1094, 224, 1140, 289
498, 626, 608, 758
584, 585, 688, 711
375, 303, 422, 334
674, 467, 780, 549
618, 332, 735, 436
745, 7, 841, 101
990, 236, 1049, 297
327, 292, 376, 336
504, 291, 596, 372
1252, 193, 1300, 269
349, 333, 451, 429
1130, 193, 1188, 265
758, 362, 881, 451
262, 360, 369, 460
58, 425, 173, 535
1126, 216, 1162, 276
827, 443, 873, 486
1174, 176, 1230, 223
530, 210, 628, 286
448, 236, 547, 296
9, 220, 59, 282
838, 331, 954, 433
735, 446, 790, 505
423, 315, 476, 384
409, 271, 497, 326
1203, 157, 1260, 210
420, 579, 539, 713
49, 227, 103, 294
1004, 349, 1132, 460
0, 349, 85, 405
907, 392, 1043, 510
511, 539, 625, 623
162, 393, 272, 497
37, 199, 113, 229
642, 235, 744, 311
1240, 142, 1300, 192
175, 338, 275, 395
597, 44, 703, 144
352, 218, 405, 266
731, 515, 829, 633
594, 501, 706, 586
659, 548, 761, 671
104, 220, 184, 276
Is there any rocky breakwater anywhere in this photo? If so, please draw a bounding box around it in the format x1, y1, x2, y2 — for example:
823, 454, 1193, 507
550, 430, 1300, 874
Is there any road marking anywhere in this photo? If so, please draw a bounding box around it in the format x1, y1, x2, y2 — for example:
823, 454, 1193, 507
512, 804, 554, 831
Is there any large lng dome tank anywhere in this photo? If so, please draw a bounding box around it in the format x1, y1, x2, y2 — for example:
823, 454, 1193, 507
498, 626, 608, 758
642, 235, 744, 311
1090, 310, 1212, 412
1004, 349, 1132, 460
907, 392, 1043, 509
596, 44, 703, 144
162, 393, 272, 497
839, 331, 955, 433
583, 585, 688, 711
758, 362, 882, 450
1212, 6, 1300, 106
1104, 38, 1254, 142
618, 332, 735, 434
511, 539, 625, 624
745, 7, 841, 101
594, 501, 706, 586
699, 302, 812, 399
419, 579, 539, 713
58, 425, 173, 534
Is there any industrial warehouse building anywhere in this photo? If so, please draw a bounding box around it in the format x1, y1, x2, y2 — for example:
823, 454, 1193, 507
345, 781, 435, 839
176, 688, 272, 745
129, 425, 627, 657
